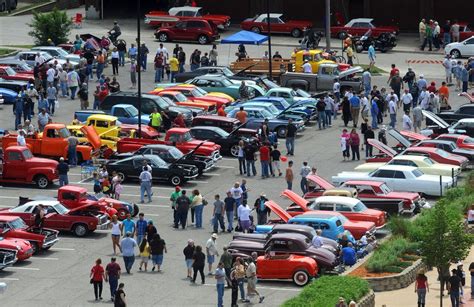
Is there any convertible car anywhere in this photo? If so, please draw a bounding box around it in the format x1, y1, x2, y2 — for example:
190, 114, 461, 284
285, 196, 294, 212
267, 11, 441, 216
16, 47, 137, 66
240, 13, 312, 37
330, 18, 399, 39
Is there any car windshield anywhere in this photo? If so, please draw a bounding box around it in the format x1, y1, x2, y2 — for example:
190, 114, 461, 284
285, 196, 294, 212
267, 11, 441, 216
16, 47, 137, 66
54, 48, 69, 57
214, 128, 230, 138
338, 215, 349, 224
155, 97, 171, 109
58, 127, 70, 138
251, 104, 279, 115
296, 89, 312, 98
41, 53, 53, 61
161, 97, 177, 106
182, 131, 193, 142
463, 137, 474, 144
220, 78, 233, 87
194, 87, 209, 95
423, 157, 435, 165
353, 201, 368, 212
20, 63, 32, 71
168, 147, 184, 159
148, 155, 168, 167
379, 183, 392, 194
434, 149, 449, 158
191, 89, 205, 97
174, 93, 188, 102
22, 149, 33, 159
9, 218, 27, 230
128, 107, 139, 117
4, 67, 16, 76
259, 109, 274, 119
53, 203, 70, 215
412, 169, 424, 177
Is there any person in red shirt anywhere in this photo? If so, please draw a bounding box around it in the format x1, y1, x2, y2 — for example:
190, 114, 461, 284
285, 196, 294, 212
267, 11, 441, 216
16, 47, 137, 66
427, 81, 437, 93
105, 257, 122, 302
259, 142, 270, 178
217, 105, 226, 116
173, 113, 186, 128
90, 258, 105, 301
388, 64, 400, 83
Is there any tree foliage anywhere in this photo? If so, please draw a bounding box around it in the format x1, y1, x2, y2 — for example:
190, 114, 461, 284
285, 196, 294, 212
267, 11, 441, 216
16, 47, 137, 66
28, 8, 72, 46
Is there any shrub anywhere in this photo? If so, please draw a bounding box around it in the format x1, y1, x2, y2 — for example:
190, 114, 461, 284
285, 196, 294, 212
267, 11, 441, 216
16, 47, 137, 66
388, 216, 412, 238
28, 8, 72, 46
283, 276, 370, 307
366, 237, 418, 273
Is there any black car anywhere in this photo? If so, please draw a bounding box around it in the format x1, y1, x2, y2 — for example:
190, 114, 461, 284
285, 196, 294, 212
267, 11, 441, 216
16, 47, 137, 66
189, 126, 255, 157
0, 78, 28, 93
174, 66, 262, 83
429, 104, 474, 125
106, 154, 199, 186
111, 144, 215, 175
422, 110, 474, 138
100, 91, 194, 125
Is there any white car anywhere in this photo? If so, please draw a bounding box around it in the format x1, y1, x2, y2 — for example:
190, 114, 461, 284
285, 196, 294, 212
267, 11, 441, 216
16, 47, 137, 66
444, 36, 474, 58
31, 46, 80, 63
332, 165, 453, 196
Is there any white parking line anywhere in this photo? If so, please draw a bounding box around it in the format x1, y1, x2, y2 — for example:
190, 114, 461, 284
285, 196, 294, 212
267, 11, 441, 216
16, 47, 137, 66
49, 247, 75, 251
0, 277, 19, 281
9, 267, 40, 271
188, 180, 209, 184
217, 165, 235, 169
202, 173, 220, 176
220, 158, 235, 161
30, 257, 59, 261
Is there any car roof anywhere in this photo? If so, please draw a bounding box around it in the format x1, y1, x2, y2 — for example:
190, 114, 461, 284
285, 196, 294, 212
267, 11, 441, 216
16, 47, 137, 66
191, 126, 224, 131
269, 233, 307, 241
18, 50, 49, 55
296, 212, 341, 220
456, 118, 474, 123
142, 144, 174, 150
0, 215, 21, 222
32, 46, 59, 50
23, 200, 60, 207
419, 139, 453, 145
0, 59, 28, 64
348, 18, 374, 23
344, 180, 383, 187
377, 165, 417, 171
314, 196, 360, 205
59, 185, 86, 193
169, 6, 202, 14
438, 134, 465, 139
194, 115, 238, 123
405, 147, 437, 153
394, 155, 427, 162
258, 13, 282, 18
194, 74, 227, 80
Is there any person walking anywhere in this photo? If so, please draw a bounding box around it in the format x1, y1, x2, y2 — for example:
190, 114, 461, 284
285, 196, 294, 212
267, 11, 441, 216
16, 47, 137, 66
220, 246, 233, 288
370, 97, 380, 129
209, 44, 218, 66
206, 233, 219, 275
270, 144, 282, 177
402, 110, 413, 131
154, 52, 164, 83
341, 96, 352, 127
340, 129, 350, 161
139, 166, 152, 203
178, 47, 186, 73
448, 268, 462, 307
468, 261, 474, 299
254, 193, 270, 225
149, 233, 166, 272
114, 283, 126, 307
349, 129, 360, 161
237, 140, 246, 175
415, 270, 429, 307
145, 220, 157, 242
191, 245, 206, 284
324, 94, 335, 127
259, 142, 270, 179
285, 160, 294, 190
135, 213, 147, 245
105, 257, 121, 302
285, 119, 297, 156
121, 213, 135, 236
419, 19, 426, 45
244, 252, 264, 303
215, 262, 227, 307
56, 157, 69, 187
316, 97, 327, 130
299, 162, 311, 195
237, 202, 252, 233
368, 43, 376, 71
138, 237, 150, 272
170, 186, 182, 227
401, 88, 413, 113
421, 21, 433, 51
109, 215, 122, 255
90, 258, 105, 301
388, 97, 397, 128
212, 194, 226, 233
67, 135, 78, 167
389, 72, 403, 100
183, 239, 195, 279
234, 257, 246, 302
175, 190, 191, 229
362, 70, 372, 96
130, 59, 137, 89
451, 20, 460, 42
243, 141, 257, 177
191, 189, 203, 228
46, 82, 57, 115
349, 93, 361, 128
169, 54, 179, 82
224, 191, 235, 232
111, 47, 119, 75
120, 232, 137, 274
139, 43, 149, 71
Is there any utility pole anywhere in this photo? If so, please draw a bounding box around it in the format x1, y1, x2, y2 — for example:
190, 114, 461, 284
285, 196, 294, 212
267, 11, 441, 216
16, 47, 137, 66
136, 0, 142, 137
266, 0, 272, 80
325, 0, 331, 51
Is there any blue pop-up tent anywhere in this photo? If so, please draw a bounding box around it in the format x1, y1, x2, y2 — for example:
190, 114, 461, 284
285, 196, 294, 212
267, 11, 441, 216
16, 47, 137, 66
221, 30, 269, 45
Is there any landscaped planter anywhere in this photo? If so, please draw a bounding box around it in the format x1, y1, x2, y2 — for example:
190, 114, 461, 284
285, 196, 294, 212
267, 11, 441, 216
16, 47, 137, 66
357, 290, 375, 307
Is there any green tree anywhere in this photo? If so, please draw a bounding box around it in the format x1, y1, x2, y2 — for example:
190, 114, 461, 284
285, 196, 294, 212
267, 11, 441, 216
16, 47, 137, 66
418, 200, 472, 307
28, 8, 72, 46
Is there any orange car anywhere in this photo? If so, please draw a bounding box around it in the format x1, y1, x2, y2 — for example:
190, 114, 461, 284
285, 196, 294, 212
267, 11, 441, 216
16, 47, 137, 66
149, 89, 216, 112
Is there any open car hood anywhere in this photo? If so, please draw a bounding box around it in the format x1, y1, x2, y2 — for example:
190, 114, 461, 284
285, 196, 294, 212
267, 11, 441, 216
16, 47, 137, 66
173, 142, 205, 165
79, 126, 101, 150
339, 66, 363, 78
367, 139, 397, 157
281, 189, 310, 211
388, 128, 411, 148
306, 174, 335, 190
265, 200, 292, 223
399, 130, 430, 142
422, 110, 450, 129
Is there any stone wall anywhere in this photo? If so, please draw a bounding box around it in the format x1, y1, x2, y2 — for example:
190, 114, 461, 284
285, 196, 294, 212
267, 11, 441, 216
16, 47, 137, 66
357, 290, 375, 307
364, 259, 427, 292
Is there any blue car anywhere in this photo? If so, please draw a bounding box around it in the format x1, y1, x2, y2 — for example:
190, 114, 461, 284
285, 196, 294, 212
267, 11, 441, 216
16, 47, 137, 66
0, 87, 18, 104
251, 96, 317, 120
225, 101, 306, 122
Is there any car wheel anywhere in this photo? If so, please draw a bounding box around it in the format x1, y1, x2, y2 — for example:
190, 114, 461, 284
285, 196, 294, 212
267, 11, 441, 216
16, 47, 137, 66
29, 241, 39, 254
338, 32, 347, 40
291, 28, 302, 38
198, 35, 208, 45
292, 270, 310, 286
276, 126, 287, 138
10, 0, 17, 9
132, 204, 140, 217
117, 208, 128, 220
158, 33, 169, 42
251, 26, 261, 34
355, 45, 363, 53
230, 144, 240, 157
73, 223, 88, 237
169, 175, 182, 186
450, 49, 461, 58
0, 3, 5, 12
35, 175, 49, 189
117, 172, 126, 182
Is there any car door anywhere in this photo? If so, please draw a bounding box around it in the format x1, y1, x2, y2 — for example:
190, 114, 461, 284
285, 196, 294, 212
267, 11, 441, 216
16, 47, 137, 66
391, 170, 410, 191
460, 37, 474, 56
42, 205, 65, 230
336, 203, 353, 219
173, 21, 189, 40
371, 169, 395, 186
185, 21, 203, 40
2, 150, 27, 180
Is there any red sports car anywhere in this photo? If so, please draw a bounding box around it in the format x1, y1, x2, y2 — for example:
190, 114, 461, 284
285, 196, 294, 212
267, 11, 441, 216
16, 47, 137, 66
0, 65, 34, 83
437, 134, 474, 151
0, 237, 33, 261
164, 85, 232, 108
257, 254, 318, 286
145, 6, 230, 29
154, 19, 220, 45
240, 14, 312, 38
331, 18, 399, 39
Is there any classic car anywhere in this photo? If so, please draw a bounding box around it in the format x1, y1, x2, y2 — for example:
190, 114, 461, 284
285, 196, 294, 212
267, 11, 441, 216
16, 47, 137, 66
0, 237, 33, 261
332, 165, 454, 197
240, 13, 312, 38
432, 104, 474, 125
402, 146, 470, 169
111, 144, 215, 175
106, 154, 199, 186
265, 87, 316, 105
291, 49, 347, 74
440, 22, 474, 42
226, 106, 305, 138
0, 87, 18, 104
228, 233, 338, 273
0, 248, 17, 271
0, 78, 28, 93
0, 65, 34, 83
282, 190, 386, 228
31, 46, 80, 63
226, 102, 307, 123
174, 66, 263, 83
422, 110, 474, 138
0, 59, 33, 74
437, 134, 474, 151
330, 18, 399, 39
250, 96, 317, 120
154, 19, 220, 45
1, 200, 110, 237
186, 75, 265, 100
354, 155, 461, 177
13, 51, 70, 68
158, 85, 233, 108
0, 215, 59, 254
256, 254, 318, 286
444, 36, 474, 58
145, 6, 231, 29
303, 175, 423, 215
191, 115, 258, 139
149, 90, 216, 112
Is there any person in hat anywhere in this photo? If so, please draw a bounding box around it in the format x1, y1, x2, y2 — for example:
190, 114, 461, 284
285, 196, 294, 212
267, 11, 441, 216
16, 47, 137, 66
302, 59, 312, 73
254, 193, 270, 225
56, 157, 69, 187
183, 239, 195, 279
105, 257, 121, 302
206, 233, 219, 275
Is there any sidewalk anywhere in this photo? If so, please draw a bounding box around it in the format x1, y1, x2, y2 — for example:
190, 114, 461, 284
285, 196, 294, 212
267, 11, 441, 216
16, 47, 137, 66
375, 245, 474, 306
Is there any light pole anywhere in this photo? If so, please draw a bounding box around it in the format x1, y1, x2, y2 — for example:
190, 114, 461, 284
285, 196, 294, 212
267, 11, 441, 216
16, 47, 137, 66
325, 0, 331, 51
266, 0, 272, 80
136, 0, 142, 137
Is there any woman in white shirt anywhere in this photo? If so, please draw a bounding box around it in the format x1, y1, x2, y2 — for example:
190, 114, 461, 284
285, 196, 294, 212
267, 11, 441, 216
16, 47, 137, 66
111, 47, 119, 76
109, 215, 122, 255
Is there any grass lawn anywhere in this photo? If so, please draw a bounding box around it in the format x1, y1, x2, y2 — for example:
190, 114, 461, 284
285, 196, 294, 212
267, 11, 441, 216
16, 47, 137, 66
4, 44, 35, 49
359, 64, 387, 75
0, 48, 17, 56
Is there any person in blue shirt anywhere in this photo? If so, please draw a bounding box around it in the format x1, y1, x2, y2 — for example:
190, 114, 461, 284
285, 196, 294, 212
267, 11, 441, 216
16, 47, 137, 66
121, 214, 135, 236
370, 97, 380, 129
368, 44, 376, 71
253, 194, 270, 225
461, 64, 469, 93
349, 94, 361, 128
120, 232, 137, 274
341, 242, 357, 266
135, 213, 147, 245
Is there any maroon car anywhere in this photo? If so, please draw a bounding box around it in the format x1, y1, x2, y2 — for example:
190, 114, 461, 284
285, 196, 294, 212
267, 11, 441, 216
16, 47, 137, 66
240, 13, 312, 38
192, 115, 258, 139
154, 19, 220, 45
0, 65, 34, 83
331, 18, 399, 39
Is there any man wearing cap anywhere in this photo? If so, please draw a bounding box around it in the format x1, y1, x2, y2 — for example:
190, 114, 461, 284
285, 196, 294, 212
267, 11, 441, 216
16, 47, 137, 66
254, 193, 270, 225
105, 257, 121, 302
120, 232, 137, 274
56, 157, 69, 187
206, 233, 219, 275
302, 59, 312, 73
170, 186, 182, 226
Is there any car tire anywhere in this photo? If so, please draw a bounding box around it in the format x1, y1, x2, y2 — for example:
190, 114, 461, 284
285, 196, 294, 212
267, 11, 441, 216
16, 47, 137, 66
276, 126, 287, 138
117, 172, 126, 182
117, 208, 128, 220
132, 204, 140, 217
10, 0, 17, 9
251, 26, 261, 34
198, 35, 208, 45
450, 49, 461, 58
34, 174, 49, 189
73, 223, 88, 237
292, 270, 310, 286
169, 175, 182, 186
158, 33, 169, 42
0, 3, 5, 12
291, 28, 302, 38
29, 241, 39, 254
355, 45, 364, 53
338, 32, 347, 40
230, 144, 240, 157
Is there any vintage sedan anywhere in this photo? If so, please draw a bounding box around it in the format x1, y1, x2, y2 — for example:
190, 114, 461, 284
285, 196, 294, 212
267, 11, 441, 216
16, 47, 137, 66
330, 18, 399, 39
257, 254, 318, 286
145, 6, 231, 29
437, 134, 474, 151
106, 154, 199, 186
0, 65, 34, 83
186, 75, 265, 100
1, 200, 110, 237
332, 165, 454, 197
433, 104, 474, 125
189, 126, 254, 157
422, 110, 474, 138
354, 155, 461, 177
240, 13, 312, 38
0, 59, 33, 74
161, 85, 233, 108
0, 215, 59, 254
0, 78, 28, 94
191, 115, 258, 139
0, 237, 33, 261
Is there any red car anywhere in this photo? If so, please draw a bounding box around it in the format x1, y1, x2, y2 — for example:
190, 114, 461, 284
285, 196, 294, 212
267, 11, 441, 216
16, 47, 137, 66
0, 215, 59, 254
282, 190, 386, 228
240, 14, 312, 38
440, 22, 474, 42
256, 254, 318, 286
331, 18, 399, 39
437, 134, 474, 151
154, 19, 220, 45
149, 89, 216, 112
145, 6, 230, 30
0, 237, 33, 261
0, 65, 34, 83
164, 85, 232, 108
0, 60, 33, 74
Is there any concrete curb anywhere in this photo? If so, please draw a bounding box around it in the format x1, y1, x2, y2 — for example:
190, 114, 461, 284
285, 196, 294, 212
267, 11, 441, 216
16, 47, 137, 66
9, 0, 56, 16
0, 49, 19, 58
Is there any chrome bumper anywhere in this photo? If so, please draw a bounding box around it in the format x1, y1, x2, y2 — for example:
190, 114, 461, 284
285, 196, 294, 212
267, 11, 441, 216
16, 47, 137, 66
43, 238, 59, 248
97, 220, 111, 230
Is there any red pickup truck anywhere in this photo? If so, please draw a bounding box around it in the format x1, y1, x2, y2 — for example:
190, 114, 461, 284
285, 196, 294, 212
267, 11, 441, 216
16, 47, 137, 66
117, 128, 222, 161
0, 146, 58, 189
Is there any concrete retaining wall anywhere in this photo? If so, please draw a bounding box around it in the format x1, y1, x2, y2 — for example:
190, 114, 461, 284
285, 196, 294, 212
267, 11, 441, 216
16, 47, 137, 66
357, 290, 375, 307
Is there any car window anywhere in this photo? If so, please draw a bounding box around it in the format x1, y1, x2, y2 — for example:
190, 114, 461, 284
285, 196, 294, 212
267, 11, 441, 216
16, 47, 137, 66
114, 108, 128, 117
7, 151, 22, 161
459, 106, 474, 115
193, 79, 211, 86
357, 187, 375, 195
268, 91, 277, 97
393, 171, 406, 179
412, 169, 424, 177
142, 100, 156, 114
175, 21, 187, 29
372, 170, 395, 178
187, 21, 204, 28
182, 11, 196, 17
336, 204, 352, 212
318, 203, 333, 211
335, 220, 342, 227
465, 38, 474, 45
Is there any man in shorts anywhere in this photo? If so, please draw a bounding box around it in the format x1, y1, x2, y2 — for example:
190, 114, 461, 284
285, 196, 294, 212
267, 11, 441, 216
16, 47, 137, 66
412, 103, 423, 133
244, 252, 264, 303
